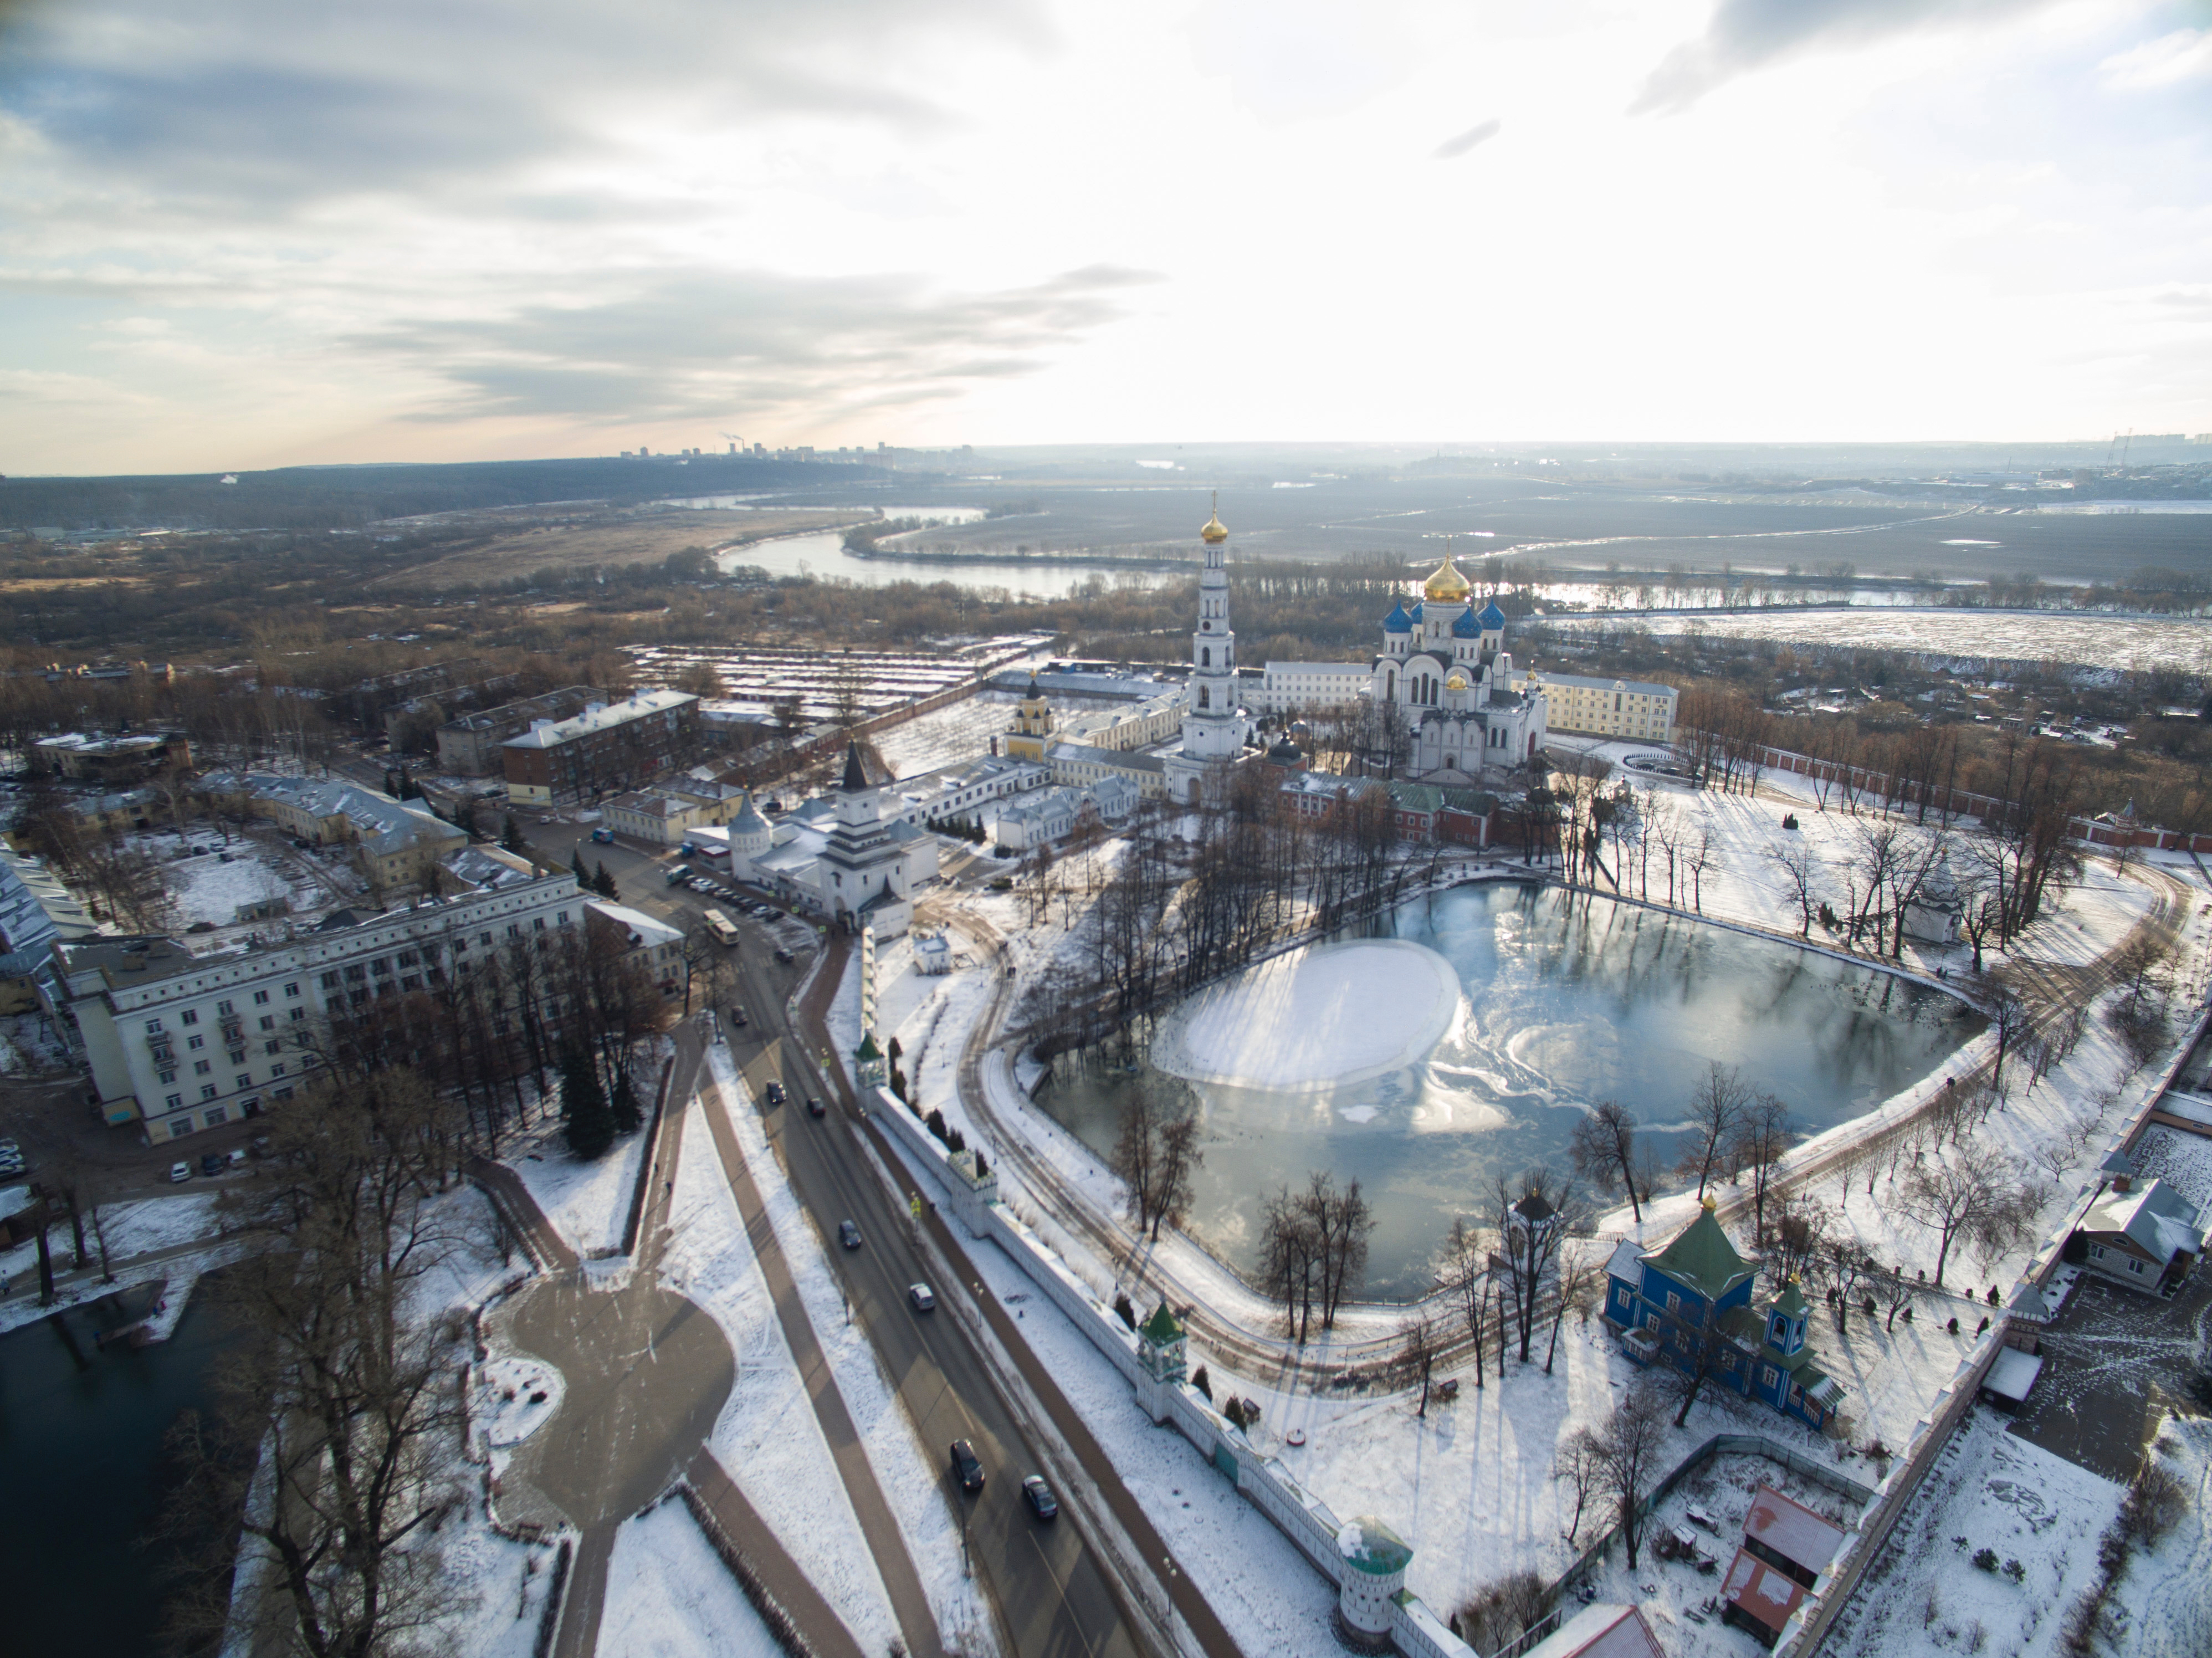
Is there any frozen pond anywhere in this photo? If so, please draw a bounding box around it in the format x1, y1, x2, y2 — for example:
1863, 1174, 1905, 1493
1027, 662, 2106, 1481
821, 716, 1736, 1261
1037, 883, 1982, 1298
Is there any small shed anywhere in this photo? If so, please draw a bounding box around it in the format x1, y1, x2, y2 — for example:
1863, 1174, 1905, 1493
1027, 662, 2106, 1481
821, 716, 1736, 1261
1979, 1347, 2046, 1414
1722, 1547, 1809, 1649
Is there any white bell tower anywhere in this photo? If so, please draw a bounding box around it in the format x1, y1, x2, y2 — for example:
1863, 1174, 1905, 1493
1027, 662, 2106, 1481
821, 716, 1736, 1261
1182, 494, 1243, 761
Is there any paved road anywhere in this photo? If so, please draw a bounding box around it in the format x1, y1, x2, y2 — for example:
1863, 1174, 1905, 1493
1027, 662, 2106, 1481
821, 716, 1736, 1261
698, 1063, 946, 1658
721, 933, 1155, 1658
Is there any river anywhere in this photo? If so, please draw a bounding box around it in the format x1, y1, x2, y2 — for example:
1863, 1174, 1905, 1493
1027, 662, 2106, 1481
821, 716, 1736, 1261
0, 1283, 237, 1656
1038, 884, 1982, 1298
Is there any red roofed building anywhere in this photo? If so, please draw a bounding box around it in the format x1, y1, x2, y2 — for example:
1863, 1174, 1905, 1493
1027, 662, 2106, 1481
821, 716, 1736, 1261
1742, 1483, 1846, 1587
1722, 1548, 1808, 1647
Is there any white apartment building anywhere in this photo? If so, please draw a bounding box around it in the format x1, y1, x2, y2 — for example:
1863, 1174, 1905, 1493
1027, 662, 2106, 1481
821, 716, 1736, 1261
1529, 672, 1678, 744
54, 868, 585, 1143
1256, 661, 1370, 714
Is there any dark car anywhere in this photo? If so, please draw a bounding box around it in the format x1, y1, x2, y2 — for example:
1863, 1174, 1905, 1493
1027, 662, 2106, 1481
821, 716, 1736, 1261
1021, 1476, 1058, 1521
199, 1150, 227, 1177
774, 946, 795, 965
950, 1439, 985, 1492
806, 1096, 825, 1118
729, 1006, 749, 1027
838, 1219, 862, 1250
763, 1081, 786, 1106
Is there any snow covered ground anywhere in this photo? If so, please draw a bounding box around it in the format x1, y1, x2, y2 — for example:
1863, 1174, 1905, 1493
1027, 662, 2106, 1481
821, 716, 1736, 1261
0, 1190, 235, 1334
694, 1045, 997, 1652
598, 1498, 785, 1658
2121, 1417, 2212, 1657
1834, 1409, 2122, 1658
1561, 608, 2212, 674
872, 692, 1023, 777
0, 1012, 74, 1074
508, 1112, 652, 1258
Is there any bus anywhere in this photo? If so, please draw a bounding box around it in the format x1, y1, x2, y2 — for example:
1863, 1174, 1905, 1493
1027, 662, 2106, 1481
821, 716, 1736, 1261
702, 908, 740, 948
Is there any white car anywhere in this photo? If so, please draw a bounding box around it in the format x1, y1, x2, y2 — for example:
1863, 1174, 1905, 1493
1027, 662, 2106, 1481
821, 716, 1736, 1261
169, 1160, 192, 1182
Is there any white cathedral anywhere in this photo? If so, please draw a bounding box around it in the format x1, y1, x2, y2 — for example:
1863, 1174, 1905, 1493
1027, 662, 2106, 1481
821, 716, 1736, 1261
1369, 554, 1548, 783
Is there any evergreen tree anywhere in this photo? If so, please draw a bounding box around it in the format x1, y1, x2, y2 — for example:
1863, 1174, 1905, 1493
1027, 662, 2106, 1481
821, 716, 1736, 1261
501, 815, 527, 853
611, 1066, 642, 1133
562, 1046, 615, 1160
593, 861, 618, 898
571, 847, 587, 881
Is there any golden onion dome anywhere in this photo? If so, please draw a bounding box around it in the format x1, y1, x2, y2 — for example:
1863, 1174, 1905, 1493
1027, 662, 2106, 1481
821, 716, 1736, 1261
1446, 671, 1468, 692
1424, 555, 1471, 602
1200, 510, 1229, 544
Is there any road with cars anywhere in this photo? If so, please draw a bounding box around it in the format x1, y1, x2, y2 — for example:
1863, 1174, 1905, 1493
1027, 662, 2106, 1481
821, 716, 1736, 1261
529, 817, 1159, 1658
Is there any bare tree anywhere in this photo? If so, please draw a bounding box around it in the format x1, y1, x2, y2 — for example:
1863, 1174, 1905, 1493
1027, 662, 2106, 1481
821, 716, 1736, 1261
1396, 1313, 1440, 1416
1494, 1168, 1590, 1364
1897, 1146, 2037, 1289
1570, 1099, 1646, 1222
1680, 1062, 1752, 1199
1440, 1216, 1491, 1389
1767, 840, 1822, 938
1546, 1252, 1602, 1374
1151, 1114, 1205, 1242
1109, 1090, 1159, 1234
1554, 1428, 1606, 1545
1591, 1378, 1672, 1569
1730, 1092, 1795, 1241
1258, 1185, 1320, 1342
158, 1069, 475, 1658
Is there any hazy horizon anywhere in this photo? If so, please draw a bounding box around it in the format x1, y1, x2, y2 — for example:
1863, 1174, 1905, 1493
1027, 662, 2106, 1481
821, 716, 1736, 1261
2, 1, 2207, 474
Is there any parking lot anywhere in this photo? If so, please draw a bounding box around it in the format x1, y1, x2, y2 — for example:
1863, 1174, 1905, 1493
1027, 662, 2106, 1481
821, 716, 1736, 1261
2008, 1268, 2212, 1483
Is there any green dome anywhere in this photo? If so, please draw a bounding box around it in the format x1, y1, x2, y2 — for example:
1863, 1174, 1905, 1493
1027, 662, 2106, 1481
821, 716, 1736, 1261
1338, 1516, 1412, 1576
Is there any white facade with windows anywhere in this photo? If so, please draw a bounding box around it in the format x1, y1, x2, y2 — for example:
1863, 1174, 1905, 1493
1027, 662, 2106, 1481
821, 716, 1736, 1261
54, 868, 584, 1143
1255, 661, 1369, 715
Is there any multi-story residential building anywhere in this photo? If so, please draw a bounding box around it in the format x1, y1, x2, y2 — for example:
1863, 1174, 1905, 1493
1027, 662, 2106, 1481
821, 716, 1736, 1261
501, 689, 700, 807
50, 866, 585, 1141
1529, 672, 1678, 745
0, 848, 98, 1015
583, 900, 684, 991
436, 686, 600, 775
1254, 661, 1369, 715
194, 774, 466, 897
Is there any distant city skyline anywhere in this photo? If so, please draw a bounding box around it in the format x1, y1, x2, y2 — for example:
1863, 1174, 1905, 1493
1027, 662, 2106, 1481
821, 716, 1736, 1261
0, 0, 2206, 473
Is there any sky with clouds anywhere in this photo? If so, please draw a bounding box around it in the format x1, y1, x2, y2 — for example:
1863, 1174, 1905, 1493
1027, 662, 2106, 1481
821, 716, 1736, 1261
0, 0, 2206, 472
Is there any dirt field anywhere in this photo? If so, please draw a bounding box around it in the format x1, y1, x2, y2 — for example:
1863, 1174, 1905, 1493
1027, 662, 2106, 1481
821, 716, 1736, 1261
368, 508, 871, 589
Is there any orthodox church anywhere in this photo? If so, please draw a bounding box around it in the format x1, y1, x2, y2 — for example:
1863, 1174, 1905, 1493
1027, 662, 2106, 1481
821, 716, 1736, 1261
1369, 553, 1548, 782
1162, 498, 1261, 804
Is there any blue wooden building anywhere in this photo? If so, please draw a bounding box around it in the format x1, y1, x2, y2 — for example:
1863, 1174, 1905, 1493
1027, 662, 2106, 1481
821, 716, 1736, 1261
1603, 1196, 1842, 1433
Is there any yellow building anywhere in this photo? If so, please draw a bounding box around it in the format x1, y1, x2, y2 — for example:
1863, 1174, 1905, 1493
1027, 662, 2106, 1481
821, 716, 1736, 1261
1530, 672, 1678, 744
1004, 677, 1054, 763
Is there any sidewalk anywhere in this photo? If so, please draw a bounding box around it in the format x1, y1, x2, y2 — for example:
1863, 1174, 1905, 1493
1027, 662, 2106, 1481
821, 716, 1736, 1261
698, 1072, 945, 1658
687, 1449, 870, 1658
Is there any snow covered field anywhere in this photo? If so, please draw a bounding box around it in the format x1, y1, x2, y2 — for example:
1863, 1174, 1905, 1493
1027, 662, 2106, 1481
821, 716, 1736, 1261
598, 1498, 785, 1658
872, 692, 1023, 777
1834, 1409, 2122, 1658
1560, 608, 2212, 673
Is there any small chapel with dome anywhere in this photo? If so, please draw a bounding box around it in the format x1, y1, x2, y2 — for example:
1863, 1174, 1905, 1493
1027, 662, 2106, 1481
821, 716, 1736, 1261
1368, 552, 1548, 782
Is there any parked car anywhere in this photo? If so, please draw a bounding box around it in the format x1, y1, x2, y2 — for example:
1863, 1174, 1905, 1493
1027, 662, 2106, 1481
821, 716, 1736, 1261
763, 1081, 786, 1106
679, 841, 699, 856
908, 1282, 935, 1312
249, 1133, 273, 1158
1021, 1476, 1059, 1521
689, 878, 715, 893
169, 1161, 192, 1183
665, 865, 693, 886
774, 947, 795, 965
199, 1151, 227, 1178
729, 1006, 749, 1026
949, 1440, 985, 1492
227, 1148, 248, 1169
806, 1096, 825, 1118
837, 1219, 862, 1250
590, 827, 614, 843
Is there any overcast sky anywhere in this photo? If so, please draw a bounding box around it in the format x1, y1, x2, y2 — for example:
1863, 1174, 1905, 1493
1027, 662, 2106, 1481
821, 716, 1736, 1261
1, 0, 2206, 472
